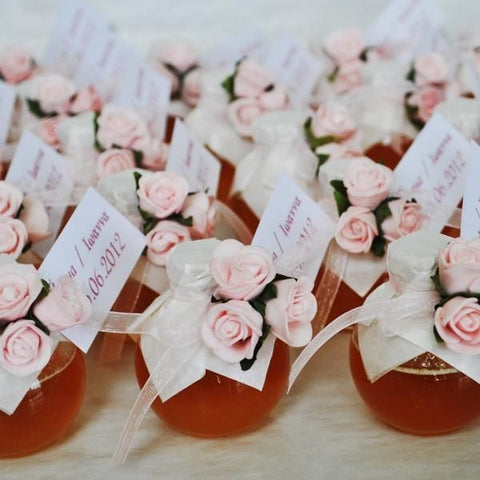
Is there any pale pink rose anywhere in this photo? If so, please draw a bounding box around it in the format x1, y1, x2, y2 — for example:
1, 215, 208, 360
145, 220, 191, 266
227, 98, 263, 137
19, 197, 50, 243
210, 239, 276, 301
333, 59, 363, 94
258, 85, 289, 111
0, 262, 42, 321
32, 73, 76, 114
182, 69, 201, 107
311, 102, 356, 140
381, 199, 424, 242
181, 192, 217, 239
434, 297, 480, 354
0, 217, 28, 259
139, 138, 169, 171
234, 59, 273, 98
408, 85, 445, 123
414, 52, 449, 86
315, 141, 362, 160
201, 300, 263, 363
137, 171, 189, 219
0, 320, 53, 377
96, 148, 136, 178
325, 29, 364, 64
438, 238, 480, 295
0, 45, 35, 84
96, 104, 150, 150
69, 85, 102, 114
33, 276, 91, 332
0, 181, 23, 217
38, 115, 66, 150
265, 276, 317, 347
335, 206, 378, 254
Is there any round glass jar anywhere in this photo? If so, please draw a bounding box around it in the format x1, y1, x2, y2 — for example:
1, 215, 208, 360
134, 339, 290, 437
0, 342, 86, 457
363, 135, 413, 170
349, 326, 480, 435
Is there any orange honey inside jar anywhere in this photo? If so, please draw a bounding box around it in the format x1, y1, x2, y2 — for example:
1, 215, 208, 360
349, 327, 480, 435
211, 151, 236, 204
227, 193, 260, 236
135, 339, 290, 437
0, 342, 86, 458
363, 135, 412, 170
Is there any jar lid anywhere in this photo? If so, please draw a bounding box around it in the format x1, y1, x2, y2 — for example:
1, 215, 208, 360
387, 230, 451, 292
252, 110, 305, 145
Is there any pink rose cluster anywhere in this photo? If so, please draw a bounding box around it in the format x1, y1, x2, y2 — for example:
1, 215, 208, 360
135, 171, 217, 266
222, 58, 290, 137
332, 157, 425, 256
0, 45, 37, 85
405, 52, 450, 128
0, 262, 91, 378
0, 181, 51, 259
95, 104, 169, 175
201, 239, 317, 367
432, 238, 480, 355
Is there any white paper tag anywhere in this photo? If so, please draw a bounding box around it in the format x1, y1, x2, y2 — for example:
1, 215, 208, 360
200, 28, 266, 69
39, 188, 146, 352
393, 112, 470, 230
263, 33, 322, 105
461, 140, 480, 240
43, 0, 110, 78
6, 131, 74, 258
166, 119, 221, 196
252, 175, 336, 279
0, 81, 16, 148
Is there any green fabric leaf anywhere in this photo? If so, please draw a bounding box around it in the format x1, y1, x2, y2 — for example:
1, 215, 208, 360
370, 235, 387, 257
26, 98, 56, 119
330, 179, 350, 216
406, 66, 416, 83
315, 153, 330, 177
240, 323, 271, 371
304, 117, 336, 149
93, 112, 105, 152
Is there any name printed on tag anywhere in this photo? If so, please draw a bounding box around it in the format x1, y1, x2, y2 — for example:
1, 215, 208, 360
252, 174, 336, 279
461, 141, 480, 240
39, 188, 146, 352
166, 119, 221, 196
393, 112, 470, 230
0, 81, 16, 147
6, 131, 74, 258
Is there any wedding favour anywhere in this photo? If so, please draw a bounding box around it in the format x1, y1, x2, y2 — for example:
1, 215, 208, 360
0, 80, 16, 174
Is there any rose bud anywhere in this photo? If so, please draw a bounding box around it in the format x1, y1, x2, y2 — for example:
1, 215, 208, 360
181, 192, 217, 239
32, 73, 76, 114
381, 199, 424, 242
38, 115, 66, 150
146, 220, 191, 266
414, 52, 449, 86
335, 206, 378, 254
19, 196, 51, 243
0, 45, 35, 84
233, 59, 273, 98
227, 98, 264, 137
324, 29, 364, 64
311, 102, 356, 140
96, 148, 136, 178
0, 181, 23, 217
0, 217, 28, 259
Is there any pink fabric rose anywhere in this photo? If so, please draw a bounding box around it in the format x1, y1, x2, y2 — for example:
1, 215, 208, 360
258, 85, 289, 111
210, 239, 276, 301
438, 238, 480, 295
0, 217, 28, 259
140, 138, 169, 171
0, 319, 53, 377
145, 220, 191, 266
408, 85, 445, 124
325, 29, 364, 64
19, 197, 50, 243
96, 104, 150, 150
32, 73, 76, 114
0, 45, 35, 84
33, 276, 91, 332
414, 52, 449, 86
0, 181, 23, 217
201, 300, 263, 363
335, 206, 378, 254
182, 69, 201, 107
69, 85, 102, 114
96, 148, 136, 178
311, 102, 356, 140
333, 59, 363, 94
265, 276, 317, 347
227, 98, 263, 137
38, 115, 66, 150
344, 157, 393, 209
181, 192, 217, 239
234, 59, 273, 98
0, 262, 42, 321
137, 171, 189, 219
381, 199, 424, 242
434, 297, 480, 354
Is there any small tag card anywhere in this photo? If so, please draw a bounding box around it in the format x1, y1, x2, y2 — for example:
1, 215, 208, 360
0, 81, 16, 148
393, 112, 470, 230
461, 140, 480, 240
263, 33, 322, 105
166, 119, 221, 196
253, 174, 336, 279
200, 28, 266, 69
39, 188, 146, 352
6, 131, 74, 258
43, 0, 110, 78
